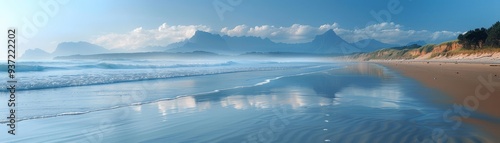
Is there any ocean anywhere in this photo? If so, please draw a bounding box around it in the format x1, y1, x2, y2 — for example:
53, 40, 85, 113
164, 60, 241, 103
0, 59, 494, 142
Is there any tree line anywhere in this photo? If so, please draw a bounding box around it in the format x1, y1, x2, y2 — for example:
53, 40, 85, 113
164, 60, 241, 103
458, 21, 500, 50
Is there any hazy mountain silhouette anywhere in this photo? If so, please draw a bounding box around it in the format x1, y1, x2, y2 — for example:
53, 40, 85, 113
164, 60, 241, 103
22, 41, 110, 60
308, 29, 352, 53
52, 41, 109, 56
29, 30, 400, 60
406, 40, 427, 46
223, 35, 280, 52
21, 48, 52, 60
166, 29, 386, 54
169, 31, 230, 54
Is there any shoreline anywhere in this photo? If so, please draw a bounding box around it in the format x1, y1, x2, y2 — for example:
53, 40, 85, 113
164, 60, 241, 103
373, 60, 500, 140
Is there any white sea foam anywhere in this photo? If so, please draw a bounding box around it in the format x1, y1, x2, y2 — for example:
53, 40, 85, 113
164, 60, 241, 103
0, 61, 320, 91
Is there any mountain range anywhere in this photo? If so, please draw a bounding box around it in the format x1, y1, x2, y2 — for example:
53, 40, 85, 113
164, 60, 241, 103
166, 30, 399, 55
22, 41, 110, 60
22, 30, 405, 59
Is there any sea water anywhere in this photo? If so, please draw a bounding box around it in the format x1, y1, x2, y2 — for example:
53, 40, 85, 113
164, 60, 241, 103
0, 60, 494, 142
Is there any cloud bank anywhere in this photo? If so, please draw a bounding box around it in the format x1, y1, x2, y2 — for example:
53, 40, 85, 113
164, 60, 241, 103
92, 22, 461, 50
220, 23, 339, 43
92, 23, 211, 50
332, 22, 461, 45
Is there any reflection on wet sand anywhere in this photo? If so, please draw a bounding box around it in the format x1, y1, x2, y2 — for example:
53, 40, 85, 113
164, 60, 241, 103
157, 96, 197, 116
335, 84, 404, 109
155, 86, 337, 118
341, 62, 392, 78
154, 63, 406, 119
131, 63, 493, 142
221, 87, 334, 110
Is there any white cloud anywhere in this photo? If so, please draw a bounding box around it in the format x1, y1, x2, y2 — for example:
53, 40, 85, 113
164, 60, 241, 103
220, 25, 248, 37
220, 23, 340, 43
430, 31, 461, 41
92, 23, 211, 50
333, 22, 461, 44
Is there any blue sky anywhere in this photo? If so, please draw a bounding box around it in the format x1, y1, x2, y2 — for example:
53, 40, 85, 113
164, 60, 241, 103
1, 0, 500, 55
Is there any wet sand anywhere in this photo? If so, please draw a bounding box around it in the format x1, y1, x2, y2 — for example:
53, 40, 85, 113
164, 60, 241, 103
2, 62, 495, 142
376, 61, 500, 140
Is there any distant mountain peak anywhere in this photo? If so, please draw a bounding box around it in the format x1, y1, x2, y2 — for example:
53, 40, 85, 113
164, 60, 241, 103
352, 39, 398, 52
168, 29, 377, 54
192, 30, 219, 39
323, 29, 337, 36
172, 30, 230, 54
313, 29, 342, 41
25, 48, 49, 53
406, 40, 427, 46
53, 41, 109, 56
308, 29, 352, 53
354, 39, 391, 46
190, 30, 222, 42
21, 48, 52, 59
193, 30, 212, 35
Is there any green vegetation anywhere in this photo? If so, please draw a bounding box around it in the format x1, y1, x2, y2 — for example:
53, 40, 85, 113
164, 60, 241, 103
419, 44, 435, 53
366, 48, 414, 60
486, 21, 500, 47
448, 46, 500, 55
390, 44, 421, 50
458, 21, 500, 50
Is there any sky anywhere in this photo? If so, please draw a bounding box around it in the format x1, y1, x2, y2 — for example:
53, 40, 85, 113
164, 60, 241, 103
1, 0, 500, 56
